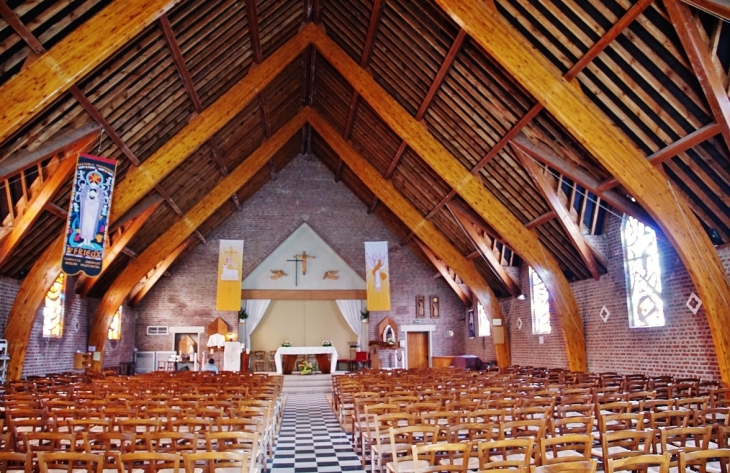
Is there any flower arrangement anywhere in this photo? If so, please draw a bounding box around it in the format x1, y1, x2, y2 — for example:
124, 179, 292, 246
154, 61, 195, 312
386, 337, 395, 345
322, 340, 332, 347
281, 341, 291, 347
298, 360, 313, 375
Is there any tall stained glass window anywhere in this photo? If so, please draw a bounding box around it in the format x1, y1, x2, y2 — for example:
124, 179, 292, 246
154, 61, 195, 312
43, 273, 65, 338
108, 307, 122, 340
477, 302, 490, 337
530, 267, 551, 334
622, 216, 665, 327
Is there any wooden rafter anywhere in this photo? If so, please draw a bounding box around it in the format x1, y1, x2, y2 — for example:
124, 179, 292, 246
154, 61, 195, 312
436, 0, 730, 386
526, 211, 557, 230
596, 122, 723, 192
87, 109, 309, 371
514, 143, 601, 280
415, 239, 472, 305
1, 29, 314, 381
308, 109, 510, 366
160, 14, 229, 178
0, 134, 96, 266
309, 30, 587, 370
665, 0, 730, 153
129, 237, 192, 305
76, 200, 162, 296
681, 0, 730, 20
447, 203, 522, 298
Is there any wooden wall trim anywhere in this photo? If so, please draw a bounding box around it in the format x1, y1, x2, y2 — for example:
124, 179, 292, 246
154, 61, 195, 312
241, 290, 366, 300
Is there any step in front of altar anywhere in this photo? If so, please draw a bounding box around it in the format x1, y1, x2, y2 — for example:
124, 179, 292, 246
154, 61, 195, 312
281, 373, 332, 394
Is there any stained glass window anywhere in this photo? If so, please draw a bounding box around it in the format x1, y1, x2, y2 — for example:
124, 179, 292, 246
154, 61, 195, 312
530, 267, 551, 334
42, 273, 65, 339
622, 216, 665, 327
108, 306, 122, 340
477, 302, 490, 337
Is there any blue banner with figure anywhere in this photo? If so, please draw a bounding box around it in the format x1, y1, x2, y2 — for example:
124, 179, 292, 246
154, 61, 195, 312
61, 154, 117, 277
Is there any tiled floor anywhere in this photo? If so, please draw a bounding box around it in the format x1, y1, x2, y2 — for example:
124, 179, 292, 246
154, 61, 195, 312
269, 393, 366, 473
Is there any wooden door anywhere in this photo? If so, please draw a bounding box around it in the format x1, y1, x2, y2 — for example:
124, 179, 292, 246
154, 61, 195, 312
407, 332, 429, 369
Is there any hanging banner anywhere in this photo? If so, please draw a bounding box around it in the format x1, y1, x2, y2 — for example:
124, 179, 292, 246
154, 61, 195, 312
61, 154, 117, 277
365, 241, 390, 311
216, 239, 244, 311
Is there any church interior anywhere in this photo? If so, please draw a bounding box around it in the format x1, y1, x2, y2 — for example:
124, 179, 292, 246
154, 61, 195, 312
0, 0, 729, 470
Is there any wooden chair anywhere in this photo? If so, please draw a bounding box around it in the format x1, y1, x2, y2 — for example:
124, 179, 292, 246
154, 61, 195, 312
478, 437, 534, 470
37, 452, 105, 473
182, 451, 250, 473
531, 459, 597, 473
252, 352, 266, 372
205, 431, 260, 473
120, 452, 180, 473
658, 425, 711, 471
678, 448, 730, 473
606, 453, 670, 473
0, 451, 32, 473
386, 425, 439, 473
592, 429, 653, 468
371, 413, 416, 473
411, 442, 471, 473
540, 434, 592, 465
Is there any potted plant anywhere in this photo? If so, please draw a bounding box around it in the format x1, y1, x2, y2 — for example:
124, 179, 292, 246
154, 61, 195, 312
361, 309, 369, 322
238, 308, 248, 322
281, 341, 291, 347
322, 340, 332, 347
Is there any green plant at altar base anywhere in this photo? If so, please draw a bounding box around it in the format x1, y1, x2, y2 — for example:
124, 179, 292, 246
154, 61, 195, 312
238, 308, 248, 321
281, 341, 291, 347
298, 360, 313, 375
361, 310, 369, 321
322, 340, 332, 347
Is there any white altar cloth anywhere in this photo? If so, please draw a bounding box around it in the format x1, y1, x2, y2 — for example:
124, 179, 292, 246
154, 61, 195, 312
275, 346, 339, 374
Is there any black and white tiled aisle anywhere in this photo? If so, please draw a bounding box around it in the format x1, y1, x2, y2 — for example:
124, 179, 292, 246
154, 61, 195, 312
269, 393, 367, 473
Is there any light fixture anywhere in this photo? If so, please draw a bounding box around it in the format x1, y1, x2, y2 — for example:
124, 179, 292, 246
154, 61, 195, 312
517, 294, 526, 300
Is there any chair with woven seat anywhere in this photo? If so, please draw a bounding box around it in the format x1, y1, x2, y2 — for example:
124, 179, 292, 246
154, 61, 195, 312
606, 453, 670, 473
182, 451, 250, 473
37, 452, 106, 473
252, 352, 266, 373
540, 434, 592, 465
478, 437, 534, 471
0, 451, 32, 473
120, 452, 180, 473
386, 425, 439, 473
678, 447, 730, 473
205, 431, 260, 473
531, 459, 597, 473
411, 442, 472, 473
268, 351, 276, 372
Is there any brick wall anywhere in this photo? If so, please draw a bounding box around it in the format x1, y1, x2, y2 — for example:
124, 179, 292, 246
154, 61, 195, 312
135, 154, 467, 363
0, 275, 136, 377
503, 214, 723, 380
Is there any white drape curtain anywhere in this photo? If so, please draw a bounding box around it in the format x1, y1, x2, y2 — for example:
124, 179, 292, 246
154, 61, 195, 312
336, 299, 363, 347
243, 299, 271, 349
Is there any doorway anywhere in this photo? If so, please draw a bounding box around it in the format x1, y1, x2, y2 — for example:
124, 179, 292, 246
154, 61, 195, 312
407, 332, 429, 369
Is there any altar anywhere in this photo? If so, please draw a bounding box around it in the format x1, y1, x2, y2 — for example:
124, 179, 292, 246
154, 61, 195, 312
275, 346, 339, 374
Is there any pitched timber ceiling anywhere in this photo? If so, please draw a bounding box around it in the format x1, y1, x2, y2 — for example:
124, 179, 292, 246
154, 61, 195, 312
0, 0, 729, 380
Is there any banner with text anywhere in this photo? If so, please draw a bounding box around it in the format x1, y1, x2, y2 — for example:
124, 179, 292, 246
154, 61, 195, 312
216, 239, 244, 311
61, 154, 117, 277
365, 241, 390, 311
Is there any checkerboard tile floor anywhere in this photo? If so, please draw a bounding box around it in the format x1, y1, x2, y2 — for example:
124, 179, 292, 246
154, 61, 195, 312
269, 393, 366, 473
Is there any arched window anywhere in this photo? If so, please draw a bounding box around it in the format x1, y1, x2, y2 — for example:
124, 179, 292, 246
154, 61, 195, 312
43, 273, 65, 339
530, 267, 551, 334
108, 306, 122, 340
621, 215, 665, 327
477, 302, 490, 337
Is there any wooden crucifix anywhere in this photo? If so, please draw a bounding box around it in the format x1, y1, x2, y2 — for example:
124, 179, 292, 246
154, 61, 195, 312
286, 256, 302, 286
294, 251, 315, 275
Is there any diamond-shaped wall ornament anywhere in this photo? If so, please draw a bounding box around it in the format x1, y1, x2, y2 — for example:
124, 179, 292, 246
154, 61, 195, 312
599, 306, 610, 323
517, 318, 523, 330
686, 292, 702, 315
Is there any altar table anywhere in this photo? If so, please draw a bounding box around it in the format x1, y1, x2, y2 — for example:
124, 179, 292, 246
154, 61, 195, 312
275, 346, 339, 374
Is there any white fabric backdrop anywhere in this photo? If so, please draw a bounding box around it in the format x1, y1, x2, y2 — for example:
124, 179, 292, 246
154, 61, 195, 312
336, 299, 363, 347
243, 299, 271, 349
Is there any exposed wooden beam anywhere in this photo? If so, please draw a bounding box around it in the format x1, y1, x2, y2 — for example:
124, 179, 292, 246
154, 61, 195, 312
0, 123, 100, 180
109, 194, 164, 233
681, 0, 730, 20
308, 109, 510, 366
0, 139, 92, 266
245, 0, 263, 63
448, 203, 522, 298
129, 238, 192, 305
43, 202, 67, 220
77, 200, 162, 296
87, 110, 308, 371
334, 160, 345, 182
665, 0, 730, 153
514, 143, 601, 280
156, 185, 183, 217
242, 289, 367, 300
436, 0, 730, 386
415, 240, 472, 305
526, 211, 556, 230
1, 29, 314, 381
471, 0, 653, 172
512, 134, 653, 224
596, 122, 723, 192
310, 27, 585, 371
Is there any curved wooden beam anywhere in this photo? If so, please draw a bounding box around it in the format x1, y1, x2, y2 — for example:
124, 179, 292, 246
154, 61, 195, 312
415, 240, 473, 306
435, 0, 730, 386
87, 110, 307, 370
0, 0, 183, 144
309, 29, 584, 371
0, 28, 314, 380
129, 237, 192, 305
308, 109, 511, 366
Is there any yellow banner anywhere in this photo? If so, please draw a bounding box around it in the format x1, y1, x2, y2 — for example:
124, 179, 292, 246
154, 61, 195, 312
365, 241, 390, 311
216, 240, 244, 311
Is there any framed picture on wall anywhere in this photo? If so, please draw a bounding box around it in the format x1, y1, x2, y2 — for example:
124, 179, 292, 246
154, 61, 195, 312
430, 296, 439, 318
416, 295, 425, 318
